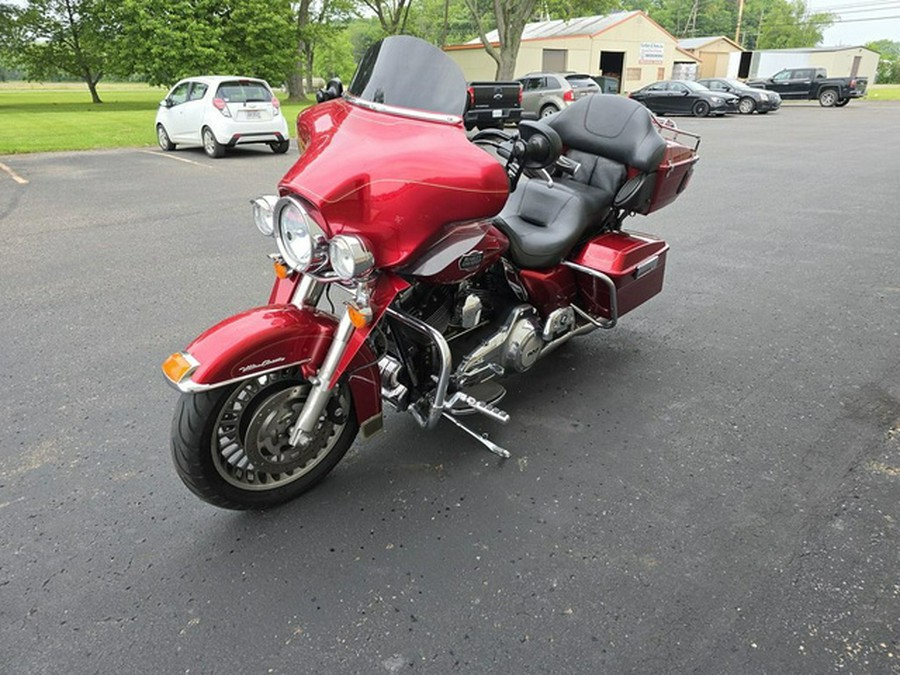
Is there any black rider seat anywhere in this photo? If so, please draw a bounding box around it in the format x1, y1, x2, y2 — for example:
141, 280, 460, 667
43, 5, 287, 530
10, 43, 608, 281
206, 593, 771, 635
494, 94, 666, 269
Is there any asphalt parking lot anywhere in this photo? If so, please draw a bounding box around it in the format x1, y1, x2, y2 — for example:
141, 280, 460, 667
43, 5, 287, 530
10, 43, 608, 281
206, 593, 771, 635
1, 102, 899, 674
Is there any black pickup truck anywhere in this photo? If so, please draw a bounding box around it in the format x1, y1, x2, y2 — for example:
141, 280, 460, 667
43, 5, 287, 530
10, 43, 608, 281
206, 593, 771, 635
746, 67, 867, 107
464, 81, 523, 130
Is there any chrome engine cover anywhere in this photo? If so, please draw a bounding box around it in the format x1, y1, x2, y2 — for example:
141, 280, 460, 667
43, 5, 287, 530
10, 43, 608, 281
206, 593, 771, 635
456, 305, 543, 385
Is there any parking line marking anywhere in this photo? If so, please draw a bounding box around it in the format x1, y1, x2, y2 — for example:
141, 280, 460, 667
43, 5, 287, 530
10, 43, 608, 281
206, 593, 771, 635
138, 150, 214, 169
0, 162, 28, 185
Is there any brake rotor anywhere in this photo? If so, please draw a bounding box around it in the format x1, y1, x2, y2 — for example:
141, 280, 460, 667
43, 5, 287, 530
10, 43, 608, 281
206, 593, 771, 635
243, 385, 330, 474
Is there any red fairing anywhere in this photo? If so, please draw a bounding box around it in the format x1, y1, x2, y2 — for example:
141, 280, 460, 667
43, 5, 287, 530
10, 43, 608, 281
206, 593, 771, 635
281, 99, 510, 268
185, 305, 381, 425
402, 221, 509, 284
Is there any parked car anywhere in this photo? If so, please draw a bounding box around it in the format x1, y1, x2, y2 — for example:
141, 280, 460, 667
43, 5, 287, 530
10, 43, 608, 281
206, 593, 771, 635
464, 81, 524, 130
745, 67, 867, 107
517, 72, 600, 118
629, 79, 738, 117
697, 77, 781, 114
155, 76, 290, 158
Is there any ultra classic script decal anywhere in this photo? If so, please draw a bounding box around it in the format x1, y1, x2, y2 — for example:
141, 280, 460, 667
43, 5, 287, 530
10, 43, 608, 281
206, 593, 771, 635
238, 357, 286, 374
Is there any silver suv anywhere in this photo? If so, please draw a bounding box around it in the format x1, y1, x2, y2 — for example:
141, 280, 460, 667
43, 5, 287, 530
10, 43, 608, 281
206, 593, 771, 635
518, 72, 600, 118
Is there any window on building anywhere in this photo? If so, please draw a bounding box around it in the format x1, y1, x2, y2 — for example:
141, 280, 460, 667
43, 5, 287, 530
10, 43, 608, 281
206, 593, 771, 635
626, 67, 642, 81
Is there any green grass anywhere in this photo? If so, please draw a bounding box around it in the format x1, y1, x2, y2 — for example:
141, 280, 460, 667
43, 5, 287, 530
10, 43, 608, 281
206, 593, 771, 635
0, 82, 312, 154
866, 84, 900, 101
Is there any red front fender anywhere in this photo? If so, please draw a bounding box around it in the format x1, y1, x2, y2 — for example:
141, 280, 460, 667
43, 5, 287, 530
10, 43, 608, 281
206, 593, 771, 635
176, 304, 382, 433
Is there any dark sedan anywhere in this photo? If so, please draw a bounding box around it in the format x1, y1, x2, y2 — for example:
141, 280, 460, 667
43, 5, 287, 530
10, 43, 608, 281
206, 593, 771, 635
629, 79, 738, 117
697, 77, 782, 114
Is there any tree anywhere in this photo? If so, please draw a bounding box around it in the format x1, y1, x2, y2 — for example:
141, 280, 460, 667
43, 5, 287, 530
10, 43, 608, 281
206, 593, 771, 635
361, 0, 414, 35
288, 0, 356, 99
867, 39, 900, 84
11, 0, 113, 103
462, 0, 539, 79
113, 0, 296, 88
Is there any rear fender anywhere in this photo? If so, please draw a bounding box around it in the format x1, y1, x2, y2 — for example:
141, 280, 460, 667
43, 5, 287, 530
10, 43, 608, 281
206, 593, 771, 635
168, 304, 382, 431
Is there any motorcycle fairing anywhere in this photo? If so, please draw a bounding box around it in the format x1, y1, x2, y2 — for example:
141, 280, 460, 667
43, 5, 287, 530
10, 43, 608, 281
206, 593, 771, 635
280, 100, 510, 269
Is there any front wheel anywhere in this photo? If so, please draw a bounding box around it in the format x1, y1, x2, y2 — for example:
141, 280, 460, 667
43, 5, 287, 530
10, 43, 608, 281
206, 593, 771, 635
157, 124, 176, 151
270, 139, 290, 154
738, 97, 756, 114
202, 127, 225, 158
170, 367, 358, 510
818, 89, 838, 107
692, 100, 710, 117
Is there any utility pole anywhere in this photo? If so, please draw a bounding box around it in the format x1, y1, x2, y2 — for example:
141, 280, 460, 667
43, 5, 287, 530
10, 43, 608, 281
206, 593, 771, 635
734, 0, 745, 44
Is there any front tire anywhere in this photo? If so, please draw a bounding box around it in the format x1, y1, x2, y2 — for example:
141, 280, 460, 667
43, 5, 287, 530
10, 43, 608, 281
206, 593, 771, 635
157, 124, 176, 151
835, 98, 850, 107
270, 139, 290, 154
170, 368, 358, 510
738, 97, 756, 114
202, 127, 225, 158
692, 100, 710, 117
818, 89, 838, 107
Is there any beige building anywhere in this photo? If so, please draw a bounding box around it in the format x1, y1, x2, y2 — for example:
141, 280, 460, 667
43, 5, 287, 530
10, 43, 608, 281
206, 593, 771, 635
444, 11, 700, 92
678, 36, 745, 79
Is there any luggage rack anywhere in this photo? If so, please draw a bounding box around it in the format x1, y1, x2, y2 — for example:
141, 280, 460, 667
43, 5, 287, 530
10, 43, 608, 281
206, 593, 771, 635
652, 116, 701, 152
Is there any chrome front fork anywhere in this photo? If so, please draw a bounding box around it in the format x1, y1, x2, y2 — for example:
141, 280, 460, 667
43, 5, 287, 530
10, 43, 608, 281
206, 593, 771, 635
288, 275, 353, 448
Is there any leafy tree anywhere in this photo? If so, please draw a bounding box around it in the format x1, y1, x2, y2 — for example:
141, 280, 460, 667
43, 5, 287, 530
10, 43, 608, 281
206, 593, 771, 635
10, 0, 114, 102
867, 39, 900, 84
113, 0, 295, 88
462, 0, 539, 79
288, 0, 356, 99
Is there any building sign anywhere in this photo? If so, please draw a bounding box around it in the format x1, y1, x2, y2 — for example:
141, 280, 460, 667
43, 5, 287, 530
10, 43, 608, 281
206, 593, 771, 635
639, 42, 665, 64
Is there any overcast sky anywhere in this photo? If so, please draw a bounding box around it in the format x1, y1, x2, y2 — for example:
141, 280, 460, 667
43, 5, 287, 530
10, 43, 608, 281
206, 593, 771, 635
806, 0, 900, 45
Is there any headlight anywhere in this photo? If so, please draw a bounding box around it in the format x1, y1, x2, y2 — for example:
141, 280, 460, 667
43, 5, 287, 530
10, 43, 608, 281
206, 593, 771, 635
251, 195, 278, 236
273, 196, 328, 272
759, 92, 769, 101
711, 96, 722, 104
329, 235, 375, 280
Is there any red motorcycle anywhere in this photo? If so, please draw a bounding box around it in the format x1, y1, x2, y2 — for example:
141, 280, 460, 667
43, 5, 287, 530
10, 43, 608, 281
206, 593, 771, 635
162, 36, 699, 509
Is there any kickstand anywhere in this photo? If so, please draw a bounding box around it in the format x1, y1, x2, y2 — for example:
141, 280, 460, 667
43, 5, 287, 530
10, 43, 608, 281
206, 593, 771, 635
442, 412, 511, 459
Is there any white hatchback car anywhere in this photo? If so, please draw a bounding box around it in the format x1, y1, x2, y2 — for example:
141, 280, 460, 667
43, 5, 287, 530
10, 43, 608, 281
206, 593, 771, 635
155, 76, 290, 158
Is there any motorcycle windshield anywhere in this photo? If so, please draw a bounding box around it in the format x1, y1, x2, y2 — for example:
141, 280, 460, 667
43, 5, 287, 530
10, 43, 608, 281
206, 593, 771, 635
347, 35, 467, 118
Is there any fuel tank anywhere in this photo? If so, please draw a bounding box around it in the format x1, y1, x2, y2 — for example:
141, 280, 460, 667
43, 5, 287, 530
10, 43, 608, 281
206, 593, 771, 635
279, 99, 510, 269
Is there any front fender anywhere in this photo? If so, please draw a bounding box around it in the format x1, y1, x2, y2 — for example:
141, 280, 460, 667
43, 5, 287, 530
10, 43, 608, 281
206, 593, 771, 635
165, 304, 382, 432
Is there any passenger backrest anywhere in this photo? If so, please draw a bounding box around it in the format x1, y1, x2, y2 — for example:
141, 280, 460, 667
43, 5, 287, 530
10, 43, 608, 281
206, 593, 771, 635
548, 94, 667, 174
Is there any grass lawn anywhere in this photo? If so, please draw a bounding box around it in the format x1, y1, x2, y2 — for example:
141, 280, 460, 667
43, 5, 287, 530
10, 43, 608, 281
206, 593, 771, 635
865, 84, 900, 101
0, 82, 312, 155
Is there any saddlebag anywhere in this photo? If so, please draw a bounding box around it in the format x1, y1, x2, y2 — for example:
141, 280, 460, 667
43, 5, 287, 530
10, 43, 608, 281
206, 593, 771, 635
570, 231, 668, 319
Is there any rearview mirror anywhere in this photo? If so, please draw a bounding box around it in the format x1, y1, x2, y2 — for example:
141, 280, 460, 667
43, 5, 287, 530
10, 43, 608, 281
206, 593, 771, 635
160, 98, 173, 108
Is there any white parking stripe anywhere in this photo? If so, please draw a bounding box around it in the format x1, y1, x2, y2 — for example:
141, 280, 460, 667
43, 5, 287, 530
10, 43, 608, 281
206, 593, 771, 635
138, 150, 214, 169
0, 162, 28, 185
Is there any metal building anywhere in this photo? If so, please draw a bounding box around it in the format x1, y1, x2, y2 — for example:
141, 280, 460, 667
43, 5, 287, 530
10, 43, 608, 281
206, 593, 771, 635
444, 11, 700, 92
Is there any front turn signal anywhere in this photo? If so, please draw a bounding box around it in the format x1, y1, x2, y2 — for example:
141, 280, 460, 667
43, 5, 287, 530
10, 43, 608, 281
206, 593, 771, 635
162, 352, 198, 384
347, 304, 373, 329
273, 259, 291, 279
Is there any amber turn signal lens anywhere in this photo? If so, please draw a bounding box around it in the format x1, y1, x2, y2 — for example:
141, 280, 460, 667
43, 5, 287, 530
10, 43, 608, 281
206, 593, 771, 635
347, 304, 372, 329
162, 352, 195, 383
273, 260, 291, 279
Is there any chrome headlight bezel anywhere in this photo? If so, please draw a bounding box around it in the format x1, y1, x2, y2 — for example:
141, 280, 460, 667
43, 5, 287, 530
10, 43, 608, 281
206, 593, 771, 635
273, 195, 328, 272
329, 235, 375, 280
251, 195, 278, 236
